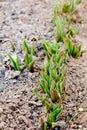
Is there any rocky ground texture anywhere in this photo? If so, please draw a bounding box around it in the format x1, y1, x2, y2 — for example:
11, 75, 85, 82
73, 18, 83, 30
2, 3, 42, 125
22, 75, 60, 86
0, 0, 87, 130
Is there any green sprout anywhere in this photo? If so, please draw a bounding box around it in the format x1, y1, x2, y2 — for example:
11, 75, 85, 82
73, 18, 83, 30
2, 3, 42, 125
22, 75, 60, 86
8, 53, 21, 71
31, 42, 35, 55
40, 104, 62, 130
43, 41, 60, 59
67, 25, 80, 38
53, 4, 62, 16
75, 0, 82, 4
11, 42, 15, 51
24, 53, 35, 72
23, 40, 36, 72
64, 37, 82, 58
24, 40, 35, 55
54, 17, 66, 42
53, 0, 82, 25
47, 105, 62, 127
45, 101, 53, 113
62, 1, 75, 14
24, 40, 31, 54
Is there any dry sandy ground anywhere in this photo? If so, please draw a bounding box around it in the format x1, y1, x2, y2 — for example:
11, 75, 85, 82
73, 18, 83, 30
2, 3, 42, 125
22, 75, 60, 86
0, 0, 87, 130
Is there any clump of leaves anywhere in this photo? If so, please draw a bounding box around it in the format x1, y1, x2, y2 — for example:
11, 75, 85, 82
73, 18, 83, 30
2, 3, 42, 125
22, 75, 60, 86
53, 3, 63, 16
23, 40, 36, 72
53, 17, 67, 42
55, 0, 81, 15
67, 26, 77, 38
8, 53, 21, 71
62, 1, 75, 14
64, 37, 82, 58
43, 41, 60, 58
40, 67, 65, 103
41, 42, 66, 103
24, 40, 35, 55
24, 53, 35, 72
40, 104, 62, 130
54, 17, 80, 42
47, 105, 62, 127
53, 0, 82, 25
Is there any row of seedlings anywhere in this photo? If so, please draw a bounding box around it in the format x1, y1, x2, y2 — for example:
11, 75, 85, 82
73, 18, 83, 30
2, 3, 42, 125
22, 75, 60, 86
53, 0, 83, 58
35, 0, 83, 130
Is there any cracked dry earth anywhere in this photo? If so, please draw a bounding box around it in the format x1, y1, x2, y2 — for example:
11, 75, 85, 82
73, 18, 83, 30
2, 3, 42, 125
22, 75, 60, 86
0, 0, 87, 130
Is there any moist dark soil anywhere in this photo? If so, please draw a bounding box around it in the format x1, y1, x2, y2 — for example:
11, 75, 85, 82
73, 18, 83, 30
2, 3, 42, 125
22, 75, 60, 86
0, 0, 87, 130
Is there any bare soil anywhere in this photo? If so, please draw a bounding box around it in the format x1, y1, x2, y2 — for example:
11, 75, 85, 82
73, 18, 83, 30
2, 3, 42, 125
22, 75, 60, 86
0, 0, 87, 130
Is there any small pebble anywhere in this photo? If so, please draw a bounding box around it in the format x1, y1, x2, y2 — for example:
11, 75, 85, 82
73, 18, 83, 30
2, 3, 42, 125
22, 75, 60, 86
78, 125, 83, 129
0, 108, 3, 114
79, 108, 83, 112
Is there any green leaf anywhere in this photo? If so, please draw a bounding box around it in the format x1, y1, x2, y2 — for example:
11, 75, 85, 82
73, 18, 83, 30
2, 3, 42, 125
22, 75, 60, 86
28, 60, 34, 72
73, 46, 78, 57
64, 38, 74, 55
31, 42, 35, 55
62, 1, 74, 13
40, 81, 50, 97
24, 40, 31, 54
75, 0, 82, 4
54, 4, 62, 16
24, 54, 34, 72
44, 122, 48, 130
68, 26, 76, 37
16, 55, 21, 70
50, 88, 56, 102
32, 90, 41, 98
24, 53, 29, 67
58, 57, 63, 67
47, 105, 62, 125
55, 19, 66, 42
45, 101, 53, 113
71, 113, 78, 121
8, 53, 17, 70
59, 81, 64, 95
78, 45, 81, 52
